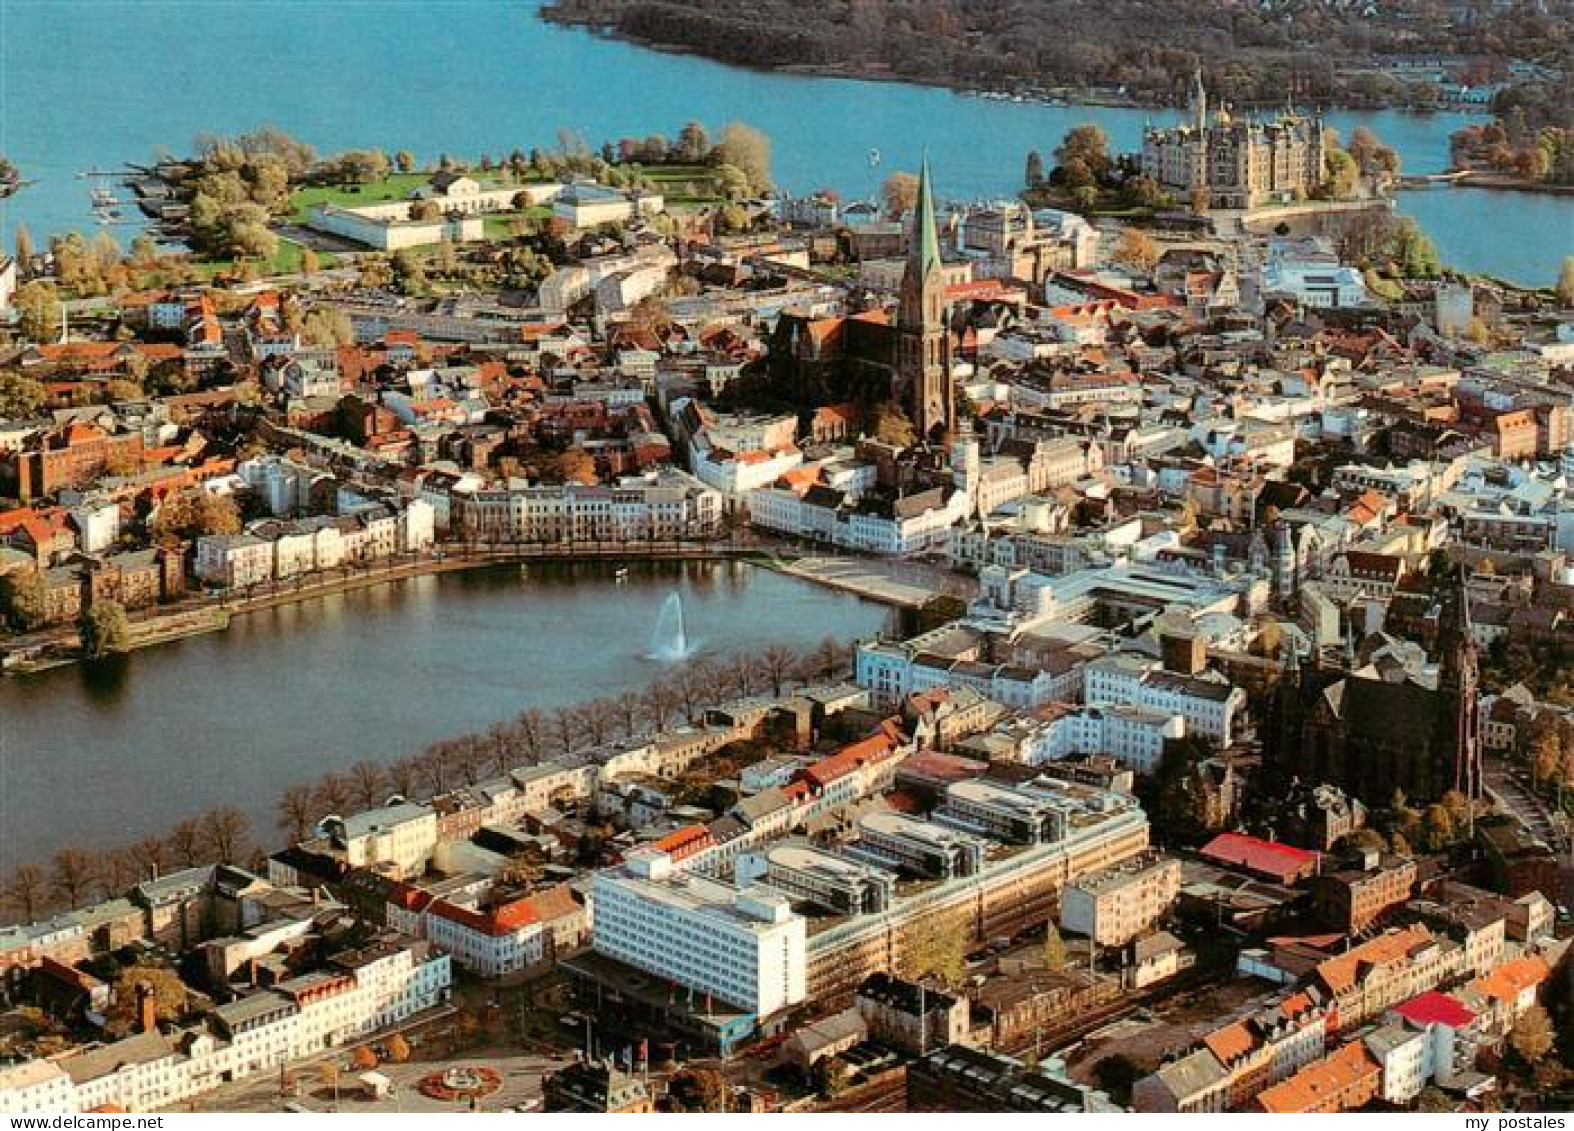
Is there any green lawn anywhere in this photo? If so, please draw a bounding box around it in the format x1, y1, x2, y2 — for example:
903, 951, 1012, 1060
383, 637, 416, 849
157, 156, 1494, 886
190, 236, 338, 281
482, 206, 552, 240
627, 162, 723, 204
288, 173, 432, 222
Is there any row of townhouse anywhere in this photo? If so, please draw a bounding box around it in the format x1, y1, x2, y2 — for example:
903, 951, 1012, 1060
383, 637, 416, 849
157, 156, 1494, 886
450, 470, 721, 543
646, 721, 915, 880
1083, 652, 1248, 748
749, 482, 969, 556
856, 626, 1090, 712
193, 501, 435, 588
0, 936, 450, 1113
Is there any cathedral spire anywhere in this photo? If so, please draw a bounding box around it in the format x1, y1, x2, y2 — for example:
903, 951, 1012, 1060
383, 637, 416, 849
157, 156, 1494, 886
896, 154, 952, 444
913, 155, 942, 280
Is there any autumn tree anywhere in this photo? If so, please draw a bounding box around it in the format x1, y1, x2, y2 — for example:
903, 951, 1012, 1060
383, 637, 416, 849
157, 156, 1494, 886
1114, 228, 1161, 273
14, 280, 62, 342
277, 784, 318, 842
395, 150, 416, 173
51, 848, 98, 909
385, 1033, 411, 1062
79, 600, 131, 659
881, 170, 920, 219
299, 307, 354, 348
1043, 921, 1068, 970
0, 370, 46, 419
151, 492, 242, 545
0, 567, 47, 633
711, 122, 772, 194
1055, 124, 1111, 186
872, 400, 917, 449
1510, 1004, 1554, 1063
201, 805, 250, 864
106, 963, 189, 1036
542, 448, 597, 486
667, 1066, 728, 1113
901, 917, 967, 988
676, 121, 710, 163
4, 863, 49, 921
1558, 256, 1574, 307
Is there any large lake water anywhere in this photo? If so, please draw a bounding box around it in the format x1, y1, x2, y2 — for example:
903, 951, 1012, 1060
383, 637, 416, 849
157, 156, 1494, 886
0, 0, 1569, 284
0, 561, 891, 867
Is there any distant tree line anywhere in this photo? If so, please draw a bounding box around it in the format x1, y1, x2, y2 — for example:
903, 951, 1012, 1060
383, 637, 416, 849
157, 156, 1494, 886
543, 0, 1567, 112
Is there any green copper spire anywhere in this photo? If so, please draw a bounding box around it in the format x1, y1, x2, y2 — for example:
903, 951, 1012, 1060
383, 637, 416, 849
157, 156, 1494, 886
915, 154, 941, 278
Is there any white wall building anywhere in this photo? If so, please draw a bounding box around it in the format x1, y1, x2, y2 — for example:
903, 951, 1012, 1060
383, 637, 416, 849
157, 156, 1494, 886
593, 850, 807, 1017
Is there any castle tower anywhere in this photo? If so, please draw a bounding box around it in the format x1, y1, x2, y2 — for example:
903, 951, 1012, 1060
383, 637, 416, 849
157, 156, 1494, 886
896, 157, 953, 443
1189, 68, 1208, 132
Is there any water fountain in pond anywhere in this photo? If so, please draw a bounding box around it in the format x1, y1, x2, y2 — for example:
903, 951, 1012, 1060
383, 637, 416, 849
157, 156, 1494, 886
647, 591, 696, 661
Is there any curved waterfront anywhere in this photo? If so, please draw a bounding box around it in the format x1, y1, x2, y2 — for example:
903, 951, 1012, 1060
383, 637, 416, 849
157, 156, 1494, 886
0, 1, 1568, 283
0, 561, 891, 866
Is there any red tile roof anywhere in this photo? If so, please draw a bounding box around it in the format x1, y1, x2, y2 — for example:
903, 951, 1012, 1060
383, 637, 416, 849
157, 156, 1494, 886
1394, 991, 1475, 1030
1200, 832, 1319, 883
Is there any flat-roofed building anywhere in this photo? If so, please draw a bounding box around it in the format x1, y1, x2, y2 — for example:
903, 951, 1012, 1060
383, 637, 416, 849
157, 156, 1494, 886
591, 849, 807, 1017
1060, 851, 1182, 947
851, 809, 986, 880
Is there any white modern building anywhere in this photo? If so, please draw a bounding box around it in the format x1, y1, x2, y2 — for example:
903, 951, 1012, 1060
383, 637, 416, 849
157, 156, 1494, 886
592, 849, 807, 1018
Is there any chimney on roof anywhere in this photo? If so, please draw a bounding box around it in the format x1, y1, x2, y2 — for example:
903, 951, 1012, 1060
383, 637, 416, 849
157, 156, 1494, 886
136, 981, 158, 1034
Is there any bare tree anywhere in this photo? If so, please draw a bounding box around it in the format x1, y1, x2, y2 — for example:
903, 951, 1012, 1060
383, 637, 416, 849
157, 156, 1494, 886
128, 836, 168, 881
51, 848, 98, 909
813, 636, 846, 681
484, 721, 514, 775
549, 707, 579, 754
643, 682, 679, 730
314, 772, 355, 816
201, 806, 250, 865
613, 691, 644, 737
4, 863, 49, 921
166, 819, 206, 868
759, 644, 798, 697
414, 747, 448, 796
387, 757, 420, 799
95, 848, 139, 900
347, 761, 386, 810
725, 651, 765, 697
277, 784, 318, 842
449, 736, 485, 785
515, 709, 545, 761
578, 700, 617, 746
674, 665, 709, 722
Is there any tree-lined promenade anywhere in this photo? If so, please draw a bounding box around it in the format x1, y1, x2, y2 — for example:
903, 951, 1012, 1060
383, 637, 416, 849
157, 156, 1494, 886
0, 632, 853, 924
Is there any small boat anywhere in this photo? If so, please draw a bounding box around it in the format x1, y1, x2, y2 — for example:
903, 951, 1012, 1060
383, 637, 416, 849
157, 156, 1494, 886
614, 567, 630, 582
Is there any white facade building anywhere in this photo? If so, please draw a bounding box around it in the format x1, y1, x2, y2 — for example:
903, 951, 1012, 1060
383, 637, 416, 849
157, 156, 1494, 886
593, 850, 807, 1017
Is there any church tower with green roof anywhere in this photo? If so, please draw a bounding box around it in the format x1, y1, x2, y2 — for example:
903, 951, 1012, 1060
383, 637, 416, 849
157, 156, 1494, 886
896, 157, 953, 443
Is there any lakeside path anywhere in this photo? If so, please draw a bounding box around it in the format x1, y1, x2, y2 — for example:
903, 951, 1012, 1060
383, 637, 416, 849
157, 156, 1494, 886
773, 554, 978, 609
2, 538, 952, 674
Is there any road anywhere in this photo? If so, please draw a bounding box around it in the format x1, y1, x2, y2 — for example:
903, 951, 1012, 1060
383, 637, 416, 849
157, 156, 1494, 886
1485, 755, 1573, 907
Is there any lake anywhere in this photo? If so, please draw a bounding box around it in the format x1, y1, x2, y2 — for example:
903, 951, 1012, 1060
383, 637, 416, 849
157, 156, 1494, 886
0, 560, 892, 866
0, 0, 1569, 283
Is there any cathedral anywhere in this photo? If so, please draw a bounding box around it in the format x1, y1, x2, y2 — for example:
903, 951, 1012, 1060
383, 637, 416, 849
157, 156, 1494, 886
1271, 571, 1482, 806
894, 158, 955, 443
1141, 72, 1327, 211
767, 159, 957, 445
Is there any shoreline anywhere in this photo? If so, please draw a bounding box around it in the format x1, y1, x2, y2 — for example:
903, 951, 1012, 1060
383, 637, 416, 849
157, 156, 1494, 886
539, 10, 1487, 119
1, 540, 921, 675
